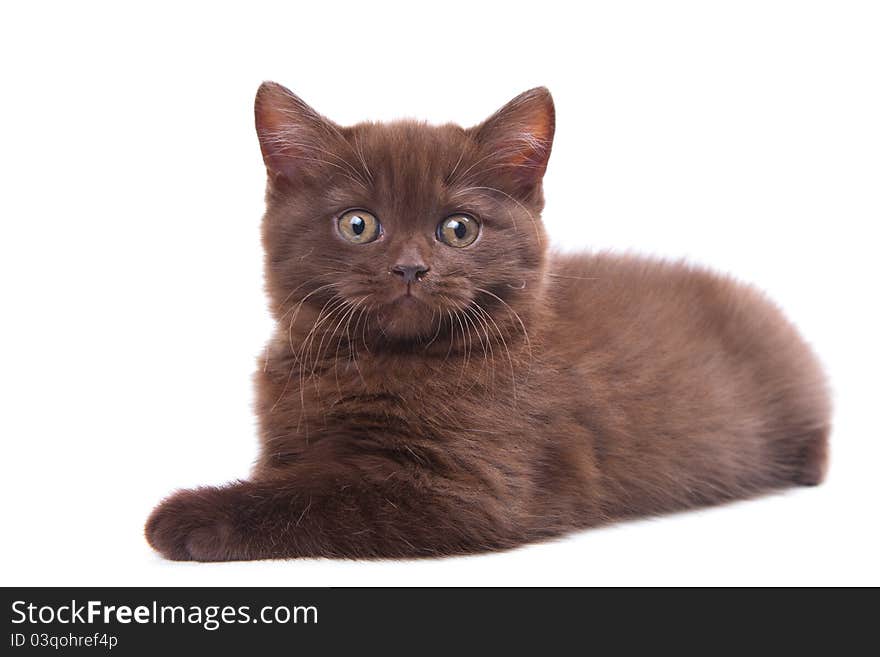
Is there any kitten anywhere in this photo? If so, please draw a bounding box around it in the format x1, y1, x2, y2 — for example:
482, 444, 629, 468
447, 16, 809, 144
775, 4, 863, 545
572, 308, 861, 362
146, 82, 830, 561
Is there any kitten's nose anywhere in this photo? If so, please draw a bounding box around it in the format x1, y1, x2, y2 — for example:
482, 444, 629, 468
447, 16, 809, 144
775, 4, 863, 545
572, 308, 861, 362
391, 263, 430, 284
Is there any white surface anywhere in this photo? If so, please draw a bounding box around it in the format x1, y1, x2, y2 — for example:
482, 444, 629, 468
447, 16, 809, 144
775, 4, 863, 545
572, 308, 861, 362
1, 1, 877, 586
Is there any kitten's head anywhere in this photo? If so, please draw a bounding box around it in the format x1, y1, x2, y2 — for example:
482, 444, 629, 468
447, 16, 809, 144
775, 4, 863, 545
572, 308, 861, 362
255, 82, 554, 345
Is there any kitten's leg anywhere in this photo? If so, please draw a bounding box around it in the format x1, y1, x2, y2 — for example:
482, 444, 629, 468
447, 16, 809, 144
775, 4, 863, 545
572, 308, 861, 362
145, 478, 513, 561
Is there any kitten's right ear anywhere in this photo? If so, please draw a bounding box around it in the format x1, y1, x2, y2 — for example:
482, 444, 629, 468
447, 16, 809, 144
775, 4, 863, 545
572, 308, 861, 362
254, 82, 338, 182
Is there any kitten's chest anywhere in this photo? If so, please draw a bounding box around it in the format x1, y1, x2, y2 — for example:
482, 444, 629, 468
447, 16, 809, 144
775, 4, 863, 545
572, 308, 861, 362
300, 354, 511, 430
261, 329, 530, 443
256, 337, 545, 479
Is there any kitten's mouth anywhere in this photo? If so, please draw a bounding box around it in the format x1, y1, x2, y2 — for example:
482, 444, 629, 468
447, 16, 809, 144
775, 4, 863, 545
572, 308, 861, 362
391, 286, 424, 304
376, 292, 436, 339
396, 292, 420, 304
399, 281, 421, 298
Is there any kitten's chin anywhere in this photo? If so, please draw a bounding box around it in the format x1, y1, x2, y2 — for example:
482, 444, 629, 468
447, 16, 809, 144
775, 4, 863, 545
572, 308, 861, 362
377, 296, 436, 341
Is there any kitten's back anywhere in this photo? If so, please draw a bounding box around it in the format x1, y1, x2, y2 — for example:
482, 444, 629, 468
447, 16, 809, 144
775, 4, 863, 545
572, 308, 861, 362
543, 251, 830, 514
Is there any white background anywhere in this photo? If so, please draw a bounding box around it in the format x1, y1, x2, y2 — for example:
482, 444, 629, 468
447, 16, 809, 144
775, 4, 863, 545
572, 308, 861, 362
1, 1, 878, 586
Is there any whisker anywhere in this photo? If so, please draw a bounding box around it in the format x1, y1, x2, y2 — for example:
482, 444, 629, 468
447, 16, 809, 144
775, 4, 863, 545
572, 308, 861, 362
471, 300, 517, 405
461, 306, 492, 390
546, 273, 600, 281
475, 287, 533, 369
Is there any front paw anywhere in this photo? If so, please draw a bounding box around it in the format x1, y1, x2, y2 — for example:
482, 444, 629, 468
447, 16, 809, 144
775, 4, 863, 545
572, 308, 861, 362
145, 487, 237, 561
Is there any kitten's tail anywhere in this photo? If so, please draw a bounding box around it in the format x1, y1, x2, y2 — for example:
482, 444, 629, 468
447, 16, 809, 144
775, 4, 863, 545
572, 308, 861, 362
791, 426, 830, 486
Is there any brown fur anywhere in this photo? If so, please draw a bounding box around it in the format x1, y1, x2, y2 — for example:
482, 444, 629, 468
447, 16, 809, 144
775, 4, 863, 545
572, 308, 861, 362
146, 82, 831, 560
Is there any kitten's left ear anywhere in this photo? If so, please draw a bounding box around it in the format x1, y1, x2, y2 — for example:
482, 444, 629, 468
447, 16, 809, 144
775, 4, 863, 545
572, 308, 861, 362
469, 87, 555, 198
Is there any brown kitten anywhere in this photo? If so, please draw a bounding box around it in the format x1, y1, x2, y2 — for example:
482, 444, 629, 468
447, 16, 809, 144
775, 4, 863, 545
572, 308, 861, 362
145, 82, 830, 561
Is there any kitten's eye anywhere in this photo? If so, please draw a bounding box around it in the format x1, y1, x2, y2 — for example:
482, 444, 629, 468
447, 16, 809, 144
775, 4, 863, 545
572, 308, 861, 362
437, 214, 480, 248
337, 209, 381, 244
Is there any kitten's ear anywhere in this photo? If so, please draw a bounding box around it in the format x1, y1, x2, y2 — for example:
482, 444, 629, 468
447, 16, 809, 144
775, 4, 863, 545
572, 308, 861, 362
254, 82, 340, 182
469, 87, 555, 197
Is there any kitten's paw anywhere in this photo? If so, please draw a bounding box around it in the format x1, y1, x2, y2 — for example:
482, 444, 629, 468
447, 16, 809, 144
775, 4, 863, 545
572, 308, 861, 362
145, 488, 237, 561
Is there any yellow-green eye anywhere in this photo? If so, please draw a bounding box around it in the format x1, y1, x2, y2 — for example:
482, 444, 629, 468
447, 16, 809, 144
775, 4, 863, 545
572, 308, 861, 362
437, 214, 480, 248
337, 209, 381, 244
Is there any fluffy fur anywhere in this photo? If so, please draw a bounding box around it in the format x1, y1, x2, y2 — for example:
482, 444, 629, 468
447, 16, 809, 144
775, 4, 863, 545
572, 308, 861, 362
146, 82, 830, 560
